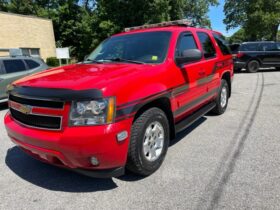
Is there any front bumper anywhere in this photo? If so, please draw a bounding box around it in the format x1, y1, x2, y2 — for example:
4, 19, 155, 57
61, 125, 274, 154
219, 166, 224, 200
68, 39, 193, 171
5, 112, 133, 177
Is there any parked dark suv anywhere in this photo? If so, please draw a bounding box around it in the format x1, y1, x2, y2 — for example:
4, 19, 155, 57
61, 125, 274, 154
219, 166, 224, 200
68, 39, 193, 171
234, 41, 280, 73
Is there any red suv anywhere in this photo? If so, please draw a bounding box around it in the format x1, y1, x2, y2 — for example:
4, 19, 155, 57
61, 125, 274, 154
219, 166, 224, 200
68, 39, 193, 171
4, 20, 233, 178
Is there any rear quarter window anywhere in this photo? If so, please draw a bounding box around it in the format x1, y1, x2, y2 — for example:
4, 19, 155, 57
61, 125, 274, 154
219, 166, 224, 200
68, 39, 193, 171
25, 59, 40, 69
213, 33, 231, 55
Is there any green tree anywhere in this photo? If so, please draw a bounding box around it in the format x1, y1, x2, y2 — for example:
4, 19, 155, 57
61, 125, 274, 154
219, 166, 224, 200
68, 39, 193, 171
228, 28, 246, 43
224, 0, 280, 41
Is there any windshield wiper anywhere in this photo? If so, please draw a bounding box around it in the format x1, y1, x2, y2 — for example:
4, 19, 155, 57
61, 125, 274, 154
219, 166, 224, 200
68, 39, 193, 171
83, 59, 104, 64
97, 58, 145, 64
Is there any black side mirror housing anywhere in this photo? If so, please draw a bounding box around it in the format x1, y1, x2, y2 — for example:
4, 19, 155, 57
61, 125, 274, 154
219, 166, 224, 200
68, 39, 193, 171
84, 54, 89, 61
176, 49, 203, 66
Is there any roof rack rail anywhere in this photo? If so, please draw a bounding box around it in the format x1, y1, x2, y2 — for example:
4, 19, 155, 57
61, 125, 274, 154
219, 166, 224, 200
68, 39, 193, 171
124, 19, 193, 32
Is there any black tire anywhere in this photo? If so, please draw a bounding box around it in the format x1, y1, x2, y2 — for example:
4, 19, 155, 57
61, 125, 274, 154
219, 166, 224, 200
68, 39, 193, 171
246, 60, 260, 73
126, 108, 170, 176
276, 67, 280, 71
211, 79, 229, 115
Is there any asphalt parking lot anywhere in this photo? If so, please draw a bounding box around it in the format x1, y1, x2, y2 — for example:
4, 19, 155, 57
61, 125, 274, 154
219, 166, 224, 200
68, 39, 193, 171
1, 70, 280, 210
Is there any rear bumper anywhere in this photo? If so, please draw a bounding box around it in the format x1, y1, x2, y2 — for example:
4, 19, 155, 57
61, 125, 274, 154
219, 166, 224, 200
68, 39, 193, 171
5, 112, 133, 177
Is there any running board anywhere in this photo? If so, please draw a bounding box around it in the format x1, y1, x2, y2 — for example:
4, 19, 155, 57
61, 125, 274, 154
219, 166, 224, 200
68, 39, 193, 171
175, 102, 216, 133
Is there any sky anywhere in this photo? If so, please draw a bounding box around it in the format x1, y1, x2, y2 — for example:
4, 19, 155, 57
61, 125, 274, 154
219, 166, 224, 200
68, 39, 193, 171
208, 0, 239, 37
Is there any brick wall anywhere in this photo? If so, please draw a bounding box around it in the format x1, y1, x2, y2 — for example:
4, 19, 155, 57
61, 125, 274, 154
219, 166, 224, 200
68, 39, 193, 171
0, 12, 56, 61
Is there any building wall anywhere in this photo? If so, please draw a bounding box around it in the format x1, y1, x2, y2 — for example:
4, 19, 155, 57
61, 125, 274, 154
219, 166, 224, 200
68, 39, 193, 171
0, 12, 56, 60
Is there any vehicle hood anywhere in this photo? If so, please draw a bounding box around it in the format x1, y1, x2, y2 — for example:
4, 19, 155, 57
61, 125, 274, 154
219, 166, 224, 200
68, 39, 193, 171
14, 63, 154, 91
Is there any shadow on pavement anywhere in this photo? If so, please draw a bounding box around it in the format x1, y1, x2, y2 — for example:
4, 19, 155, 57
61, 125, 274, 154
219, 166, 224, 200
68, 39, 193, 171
5, 147, 118, 192
234, 67, 279, 74
170, 116, 207, 147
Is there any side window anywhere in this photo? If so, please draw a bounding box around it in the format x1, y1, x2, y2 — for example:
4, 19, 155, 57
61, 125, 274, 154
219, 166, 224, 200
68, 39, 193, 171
262, 43, 278, 51
213, 33, 231, 55
3, 59, 26, 74
175, 32, 198, 58
276, 43, 280, 50
197, 32, 216, 59
240, 43, 259, 51
25, 60, 40, 69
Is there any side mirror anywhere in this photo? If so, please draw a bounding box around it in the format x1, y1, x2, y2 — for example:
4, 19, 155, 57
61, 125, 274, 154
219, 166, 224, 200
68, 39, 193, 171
84, 54, 89, 61
176, 49, 203, 66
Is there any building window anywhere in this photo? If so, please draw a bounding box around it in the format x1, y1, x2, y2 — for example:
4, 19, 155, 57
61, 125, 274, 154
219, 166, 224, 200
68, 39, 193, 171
21, 48, 40, 57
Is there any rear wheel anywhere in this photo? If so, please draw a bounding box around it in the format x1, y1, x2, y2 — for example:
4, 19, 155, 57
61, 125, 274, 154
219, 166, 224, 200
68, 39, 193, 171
247, 60, 260, 73
126, 108, 170, 176
211, 79, 229, 115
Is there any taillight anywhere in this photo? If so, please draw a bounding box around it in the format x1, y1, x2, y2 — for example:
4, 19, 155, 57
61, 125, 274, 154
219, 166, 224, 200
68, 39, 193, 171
236, 52, 244, 58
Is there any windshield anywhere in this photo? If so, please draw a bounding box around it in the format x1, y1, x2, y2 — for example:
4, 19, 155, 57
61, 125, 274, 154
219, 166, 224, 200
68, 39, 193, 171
87, 31, 172, 64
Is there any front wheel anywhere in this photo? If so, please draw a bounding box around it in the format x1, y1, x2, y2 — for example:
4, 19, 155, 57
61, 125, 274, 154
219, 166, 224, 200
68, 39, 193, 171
126, 108, 170, 176
211, 79, 229, 115
247, 60, 260, 73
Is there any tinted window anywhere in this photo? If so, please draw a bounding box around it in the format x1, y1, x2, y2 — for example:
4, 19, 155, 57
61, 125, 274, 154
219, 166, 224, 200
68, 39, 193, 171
213, 33, 231, 55
260, 43, 278, 51
276, 43, 280, 50
3, 60, 26, 73
176, 32, 198, 57
240, 43, 259, 51
197, 32, 216, 59
88, 32, 172, 64
25, 60, 40, 69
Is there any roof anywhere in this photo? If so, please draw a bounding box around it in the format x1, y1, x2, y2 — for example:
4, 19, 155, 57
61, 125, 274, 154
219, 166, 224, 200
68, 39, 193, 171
0, 11, 52, 22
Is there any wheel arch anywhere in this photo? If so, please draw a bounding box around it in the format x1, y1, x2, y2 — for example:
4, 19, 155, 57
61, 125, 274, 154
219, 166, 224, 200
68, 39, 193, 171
133, 97, 175, 140
221, 71, 231, 98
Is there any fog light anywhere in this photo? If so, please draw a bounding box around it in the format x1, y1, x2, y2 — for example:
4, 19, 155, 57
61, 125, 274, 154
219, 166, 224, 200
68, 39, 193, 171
117, 131, 128, 142
90, 157, 99, 166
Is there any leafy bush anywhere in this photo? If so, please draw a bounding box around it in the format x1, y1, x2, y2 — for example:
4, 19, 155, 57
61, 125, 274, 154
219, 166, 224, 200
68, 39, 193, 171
46, 57, 59, 67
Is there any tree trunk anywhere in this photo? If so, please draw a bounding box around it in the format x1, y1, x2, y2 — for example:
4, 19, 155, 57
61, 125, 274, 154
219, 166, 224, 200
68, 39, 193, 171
270, 24, 279, 41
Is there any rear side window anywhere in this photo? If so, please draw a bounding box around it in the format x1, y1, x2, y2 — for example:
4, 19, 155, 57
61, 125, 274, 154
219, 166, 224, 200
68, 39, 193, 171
240, 43, 259, 51
260, 43, 278, 51
25, 60, 40, 69
197, 32, 216, 59
276, 43, 280, 50
176, 32, 198, 57
213, 33, 231, 55
3, 60, 26, 74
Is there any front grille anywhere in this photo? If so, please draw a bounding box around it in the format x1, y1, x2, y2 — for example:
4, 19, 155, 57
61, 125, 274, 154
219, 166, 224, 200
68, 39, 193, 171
10, 108, 62, 130
9, 94, 64, 109
9, 94, 64, 130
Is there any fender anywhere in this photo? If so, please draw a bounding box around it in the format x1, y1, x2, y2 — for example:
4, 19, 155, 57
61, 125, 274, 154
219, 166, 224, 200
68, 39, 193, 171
115, 83, 172, 122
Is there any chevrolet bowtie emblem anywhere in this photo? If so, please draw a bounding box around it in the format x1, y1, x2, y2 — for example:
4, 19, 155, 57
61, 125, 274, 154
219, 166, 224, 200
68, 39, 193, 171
19, 105, 32, 115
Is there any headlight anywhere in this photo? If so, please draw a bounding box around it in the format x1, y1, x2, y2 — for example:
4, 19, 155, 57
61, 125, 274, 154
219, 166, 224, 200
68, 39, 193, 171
69, 97, 115, 126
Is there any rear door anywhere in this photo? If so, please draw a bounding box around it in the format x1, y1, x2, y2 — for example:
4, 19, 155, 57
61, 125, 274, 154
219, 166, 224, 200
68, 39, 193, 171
0, 59, 29, 98
196, 31, 219, 94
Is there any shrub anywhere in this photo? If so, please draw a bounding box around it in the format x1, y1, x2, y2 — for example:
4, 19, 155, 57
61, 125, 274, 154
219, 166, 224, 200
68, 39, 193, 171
46, 57, 59, 67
